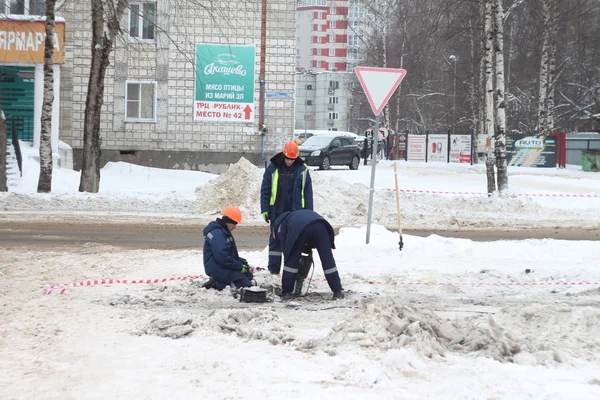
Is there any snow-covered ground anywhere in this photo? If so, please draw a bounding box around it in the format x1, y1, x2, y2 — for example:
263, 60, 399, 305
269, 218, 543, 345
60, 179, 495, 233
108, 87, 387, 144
1, 142, 599, 399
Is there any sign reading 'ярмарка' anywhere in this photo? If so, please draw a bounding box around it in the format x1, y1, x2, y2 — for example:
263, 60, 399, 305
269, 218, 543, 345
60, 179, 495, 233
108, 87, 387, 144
194, 44, 256, 122
0, 19, 65, 64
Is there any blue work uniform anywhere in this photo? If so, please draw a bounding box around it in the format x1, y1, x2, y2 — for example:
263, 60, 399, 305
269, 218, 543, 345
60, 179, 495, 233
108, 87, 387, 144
272, 210, 342, 294
260, 153, 313, 274
203, 218, 252, 290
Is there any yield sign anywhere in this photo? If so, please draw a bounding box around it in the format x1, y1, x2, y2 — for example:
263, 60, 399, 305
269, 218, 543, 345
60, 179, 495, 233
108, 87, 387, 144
355, 67, 407, 116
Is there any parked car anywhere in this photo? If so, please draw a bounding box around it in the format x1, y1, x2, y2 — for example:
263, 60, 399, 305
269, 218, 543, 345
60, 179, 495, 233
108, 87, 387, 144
294, 129, 364, 150
299, 133, 361, 170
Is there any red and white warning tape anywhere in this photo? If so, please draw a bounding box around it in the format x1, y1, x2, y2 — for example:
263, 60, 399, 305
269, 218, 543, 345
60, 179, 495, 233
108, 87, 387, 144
363, 280, 600, 286
44, 267, 269, 295
43, 274, 599, 295
44, 275, 205, 295
375, 188, 600, 198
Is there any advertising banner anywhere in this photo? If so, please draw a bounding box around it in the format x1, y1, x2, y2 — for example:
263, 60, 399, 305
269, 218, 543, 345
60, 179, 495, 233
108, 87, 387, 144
407, 134, 426, 162
507, 134, 556, 167
0, 20, 65, 64
427, 134, 448, 162
194, 44, 256, 122
449, 134, 472, 163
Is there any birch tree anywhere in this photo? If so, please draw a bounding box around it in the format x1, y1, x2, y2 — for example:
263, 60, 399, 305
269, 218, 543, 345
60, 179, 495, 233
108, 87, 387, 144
538, 0, 558, 133
493, 0, 508, 191
79, 0, 128, 193
484, 0, 496, 195
37, 0, 57, 193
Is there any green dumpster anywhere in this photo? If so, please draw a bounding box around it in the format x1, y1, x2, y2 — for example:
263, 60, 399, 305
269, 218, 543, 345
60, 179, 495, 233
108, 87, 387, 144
582, 150, 600, 172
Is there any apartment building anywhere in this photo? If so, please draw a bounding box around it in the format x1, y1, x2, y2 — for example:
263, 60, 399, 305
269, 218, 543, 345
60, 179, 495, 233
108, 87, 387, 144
295, 71, 354, 132
2, 0, 297, 173
296, 0, 366, 72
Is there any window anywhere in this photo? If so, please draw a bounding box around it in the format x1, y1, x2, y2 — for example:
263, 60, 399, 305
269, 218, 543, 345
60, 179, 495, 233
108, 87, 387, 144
330, 6, 336, 15
329, 34, 335, 42
306, 84, 313, 90
126, 81, 157, 121
129, 2, 156, 40
329, 81, 339, 89
350, 21, 364, 32
306, 100, 313, 106
29, 0, 44, 15
329, 48, 335, 57
3, 0, 44, 14
349, 3, 365, 18
329, 97, 338, 104
348, 35, 359, 46
340, 137, 352, 146
329, 20, 336, 29
328, 112, 339, 120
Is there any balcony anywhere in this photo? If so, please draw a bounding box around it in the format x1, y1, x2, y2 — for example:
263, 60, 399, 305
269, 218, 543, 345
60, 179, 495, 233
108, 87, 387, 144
327, 103, 334, 110
327, 119, 335, 126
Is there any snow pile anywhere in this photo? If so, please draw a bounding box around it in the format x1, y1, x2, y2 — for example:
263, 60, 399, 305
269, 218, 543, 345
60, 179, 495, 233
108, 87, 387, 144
195, 157, 264, 219
191, 158, 569, 229
296, 297, 600, 365
199, 308, 294, 345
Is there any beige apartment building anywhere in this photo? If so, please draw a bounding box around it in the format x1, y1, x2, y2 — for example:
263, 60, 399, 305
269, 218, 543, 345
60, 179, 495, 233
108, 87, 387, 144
2, 0, 297, 173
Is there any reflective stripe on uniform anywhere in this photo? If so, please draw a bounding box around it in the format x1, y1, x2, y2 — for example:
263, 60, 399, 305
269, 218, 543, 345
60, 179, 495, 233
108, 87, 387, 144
300, 166, 307, 208
269, 166, 308, 208
269, 170, 279, 206
269, 251, 282, 256
283, 266, 299, 273
205, 232, 214, 240
323, 266, 338, 275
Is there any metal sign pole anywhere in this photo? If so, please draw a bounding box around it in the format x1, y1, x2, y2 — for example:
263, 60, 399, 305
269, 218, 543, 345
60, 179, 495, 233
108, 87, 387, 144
365, 114, 380, 244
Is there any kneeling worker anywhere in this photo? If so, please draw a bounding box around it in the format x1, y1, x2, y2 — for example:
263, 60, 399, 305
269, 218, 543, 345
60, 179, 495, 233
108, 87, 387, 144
271, 209, 344, 300
202, 206, 253, 290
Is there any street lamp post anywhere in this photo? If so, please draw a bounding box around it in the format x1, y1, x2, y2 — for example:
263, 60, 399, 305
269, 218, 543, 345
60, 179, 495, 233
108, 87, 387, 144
304, 73, 308, 136
449, 55, 458, 134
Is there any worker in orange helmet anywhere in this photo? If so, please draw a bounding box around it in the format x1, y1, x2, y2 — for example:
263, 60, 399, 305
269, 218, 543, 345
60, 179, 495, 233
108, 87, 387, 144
202, 206, 253, 290
260, 141, 313, 275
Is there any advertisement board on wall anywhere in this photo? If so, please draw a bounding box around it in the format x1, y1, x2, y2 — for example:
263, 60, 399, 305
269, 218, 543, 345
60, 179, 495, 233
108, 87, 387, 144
194, 44, 256, 122
507, 134, 556, 167
449, 134, 472, 163
407, 134, 426, 162
427, 134, 449, 162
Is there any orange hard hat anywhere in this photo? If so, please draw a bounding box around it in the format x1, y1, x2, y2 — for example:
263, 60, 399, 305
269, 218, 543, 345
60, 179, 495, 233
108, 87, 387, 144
283, 141, 299, 159
222, 206, 242, 224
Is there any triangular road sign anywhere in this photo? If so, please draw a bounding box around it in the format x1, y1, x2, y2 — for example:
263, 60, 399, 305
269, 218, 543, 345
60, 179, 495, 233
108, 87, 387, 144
355, 67, 407, 116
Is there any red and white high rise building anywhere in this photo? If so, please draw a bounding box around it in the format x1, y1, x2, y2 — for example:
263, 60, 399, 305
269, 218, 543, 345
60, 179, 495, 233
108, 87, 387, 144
296, 0, 366, 72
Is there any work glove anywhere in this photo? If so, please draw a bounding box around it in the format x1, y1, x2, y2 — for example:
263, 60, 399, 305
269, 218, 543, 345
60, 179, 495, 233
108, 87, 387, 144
241, 264, 249, 274
262, 212, 270, 223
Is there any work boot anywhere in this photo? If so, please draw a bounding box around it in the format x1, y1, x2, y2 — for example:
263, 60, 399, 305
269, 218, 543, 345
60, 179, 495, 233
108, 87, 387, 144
293, 278, 305, 295
202, 277, 218, 290
332, 291, 345, 300
280, 292, 295, 301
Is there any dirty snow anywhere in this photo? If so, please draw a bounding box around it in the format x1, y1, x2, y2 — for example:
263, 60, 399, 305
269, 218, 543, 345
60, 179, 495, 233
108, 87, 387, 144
0, 142, 600, 399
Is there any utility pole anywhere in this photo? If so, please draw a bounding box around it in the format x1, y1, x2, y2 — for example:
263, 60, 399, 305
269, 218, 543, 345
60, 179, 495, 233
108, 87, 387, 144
258, 0, 267, 133
449, 55, 458, 134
